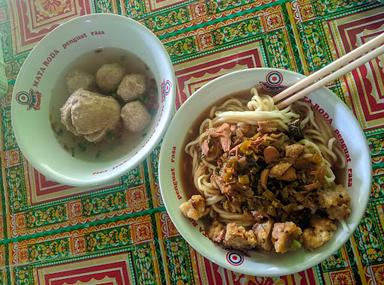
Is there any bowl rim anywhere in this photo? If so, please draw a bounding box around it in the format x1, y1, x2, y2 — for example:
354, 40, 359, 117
158, 67, 372, 276
11, 13, 176, 187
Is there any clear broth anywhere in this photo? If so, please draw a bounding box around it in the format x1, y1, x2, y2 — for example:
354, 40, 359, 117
50, 47, 158, 162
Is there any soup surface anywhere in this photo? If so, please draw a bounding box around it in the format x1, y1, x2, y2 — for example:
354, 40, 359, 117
50, 47, 158, 161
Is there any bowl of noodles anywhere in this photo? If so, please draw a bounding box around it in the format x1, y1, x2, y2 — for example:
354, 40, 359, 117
11, 14, 175, 186
158, 68, 371, 276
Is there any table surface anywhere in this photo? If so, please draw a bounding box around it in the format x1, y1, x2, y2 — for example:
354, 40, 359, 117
0, 0, 383, 284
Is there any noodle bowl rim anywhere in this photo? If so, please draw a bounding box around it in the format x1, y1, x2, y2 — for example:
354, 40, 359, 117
158, 68, 371, 276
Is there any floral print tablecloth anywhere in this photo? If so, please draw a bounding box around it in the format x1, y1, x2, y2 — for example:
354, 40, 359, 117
0, 0, 383, 284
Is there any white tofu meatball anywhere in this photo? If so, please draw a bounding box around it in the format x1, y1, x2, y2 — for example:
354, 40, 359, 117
179, 195, 207, 221
120, 101, 151, 132
65, 70, 95, 94
253, 219, 274, 251
223, 223, 258, 249
208, 221, 226, 243
302, 216, 336, 250
271, 222, 302, 253
318, 185, 351, 220
117, 74, 146, 101
96, 63, 124, 92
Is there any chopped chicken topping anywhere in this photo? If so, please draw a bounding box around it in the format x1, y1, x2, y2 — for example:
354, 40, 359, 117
285, 144, 305, 159
209, 123, 232, 152
269, 162, 292, 177
257, 120, 278, 133
278, 167, 297, 181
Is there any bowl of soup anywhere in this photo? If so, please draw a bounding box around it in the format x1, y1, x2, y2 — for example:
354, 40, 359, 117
158, 68, 371, 276
12, 14, 175, 186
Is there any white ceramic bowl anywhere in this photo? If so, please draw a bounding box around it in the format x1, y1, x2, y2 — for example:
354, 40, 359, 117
159, 68, 371, 276
12, 14, 175, 186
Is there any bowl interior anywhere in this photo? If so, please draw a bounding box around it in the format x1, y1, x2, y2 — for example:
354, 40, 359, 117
12, 14, 175, 186
159, 68, 371, 276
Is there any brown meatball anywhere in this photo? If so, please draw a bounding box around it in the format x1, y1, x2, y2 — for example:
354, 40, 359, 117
60, 89, 120, 142
96, 63, 124, 92
117, 74, 146, 101
120, 101, 151, 132
65, 70, 95, 94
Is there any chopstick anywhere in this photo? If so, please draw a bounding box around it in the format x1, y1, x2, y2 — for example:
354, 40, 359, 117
274, 33, 384, 109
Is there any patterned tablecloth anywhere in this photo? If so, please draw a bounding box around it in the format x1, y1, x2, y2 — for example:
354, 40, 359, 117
0, 0, 383, 284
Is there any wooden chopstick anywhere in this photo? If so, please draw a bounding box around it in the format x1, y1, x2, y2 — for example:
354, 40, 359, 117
277, 43, 384, 109
274, 33, 384, 109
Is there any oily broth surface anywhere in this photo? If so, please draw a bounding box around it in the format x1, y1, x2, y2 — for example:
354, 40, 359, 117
50, 47, 158, 162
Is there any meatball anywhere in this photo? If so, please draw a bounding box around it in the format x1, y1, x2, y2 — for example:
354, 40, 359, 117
271, 222, 302, 253
117, 74, 146, 101
60, 89, 121, 143
83, 129, 108, 143
65, 70, 95, 94
223, 223, 257, 249
120, 101, 151, 132
179, 195, 207, 221
96, 63, 124, 92
302, 216, 336, 250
